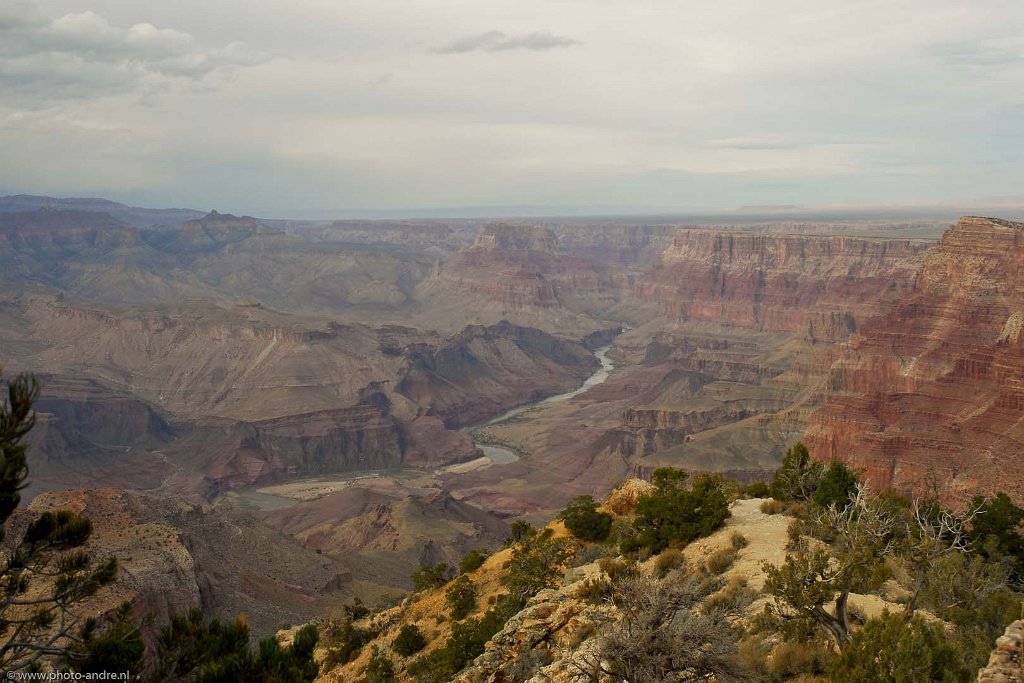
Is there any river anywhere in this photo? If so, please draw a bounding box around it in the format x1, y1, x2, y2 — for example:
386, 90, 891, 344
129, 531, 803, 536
470, 344, 615, 465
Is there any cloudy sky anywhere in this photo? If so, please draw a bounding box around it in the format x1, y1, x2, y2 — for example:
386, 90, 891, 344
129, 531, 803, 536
1, 0, 1022, 215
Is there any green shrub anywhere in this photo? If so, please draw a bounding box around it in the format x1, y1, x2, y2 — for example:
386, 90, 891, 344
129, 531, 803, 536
622, 469, 730, 554
558, 495, 613, 542
410, 563, 452, 592
769, 442, 823, 502
459, 549, 488, 574
356, 647, 395, 683
445, 575, 477, 621
813, 460, 860, 509
408, 594, 522, 683
827, 611, 971, 683
323, 617, 372, 668
502, 531, 574, 603
392, 624, 426, 657
743, 481, 771, 498
503, 520, 535, 547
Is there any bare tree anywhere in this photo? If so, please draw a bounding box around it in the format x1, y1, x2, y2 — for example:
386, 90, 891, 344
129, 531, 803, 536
586, 572, 750, 682
763, 484, 899, 650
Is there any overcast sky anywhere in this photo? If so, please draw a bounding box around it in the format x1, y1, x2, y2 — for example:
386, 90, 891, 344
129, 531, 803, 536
1, 0, 1022, 215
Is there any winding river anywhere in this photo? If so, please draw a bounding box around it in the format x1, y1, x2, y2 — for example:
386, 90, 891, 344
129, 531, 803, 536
470, 344, 615, 466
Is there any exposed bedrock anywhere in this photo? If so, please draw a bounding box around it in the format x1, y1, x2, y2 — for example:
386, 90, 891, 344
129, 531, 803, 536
807, 217, 1024, 503
636, 229, 930, 336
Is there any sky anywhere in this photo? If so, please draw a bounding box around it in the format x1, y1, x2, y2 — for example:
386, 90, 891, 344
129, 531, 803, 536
1, 0, 1023, 216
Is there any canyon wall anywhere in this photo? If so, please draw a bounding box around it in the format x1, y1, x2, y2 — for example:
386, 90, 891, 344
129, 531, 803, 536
807, 217, 1024, 503
637, 230, 931, 337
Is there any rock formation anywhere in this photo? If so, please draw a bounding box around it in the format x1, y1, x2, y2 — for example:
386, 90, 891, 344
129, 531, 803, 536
637, 229, 930, 337
977, 620, 1023, 683
807, 217, 1024, 503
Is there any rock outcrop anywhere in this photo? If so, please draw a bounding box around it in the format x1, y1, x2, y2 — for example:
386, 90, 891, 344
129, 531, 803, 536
807, 217, 1024, 503
12, 488, 353, 639
977, 621, 1023, 683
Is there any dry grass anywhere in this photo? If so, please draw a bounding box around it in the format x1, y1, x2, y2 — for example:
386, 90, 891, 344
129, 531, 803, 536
759, 499, 785, 515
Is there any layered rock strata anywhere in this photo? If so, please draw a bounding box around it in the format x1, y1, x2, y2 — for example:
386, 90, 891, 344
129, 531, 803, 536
807, 217, 1024, 502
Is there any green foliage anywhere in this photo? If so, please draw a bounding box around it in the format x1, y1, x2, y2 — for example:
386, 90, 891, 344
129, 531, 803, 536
742, 481, 770, 498
763, 488, 896, 650
558, 495, 613, 542
769, 442, 823, 502
410, 562, 452, 592
622, 469, 730, 554
68, 602, 145, 679
969, 492, 1024, 581
148, 608, 319, 683
502, 530, 574, 603
504, 520, 535, 547
458, 548, 488, 574
407, 594, 522, 683
827, 611, 971, 683
392, 624, 426, 657
357, 648, 395, 683
919, 551, 1023, 671
813, 460, 860, 509
0, 368, 119, 672
445, 575, 477, 620
323, 617, 372, 668
0, 370, 36, 534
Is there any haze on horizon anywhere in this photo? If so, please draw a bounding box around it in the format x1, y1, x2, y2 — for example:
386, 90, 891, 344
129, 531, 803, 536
2, 0, 1023, 217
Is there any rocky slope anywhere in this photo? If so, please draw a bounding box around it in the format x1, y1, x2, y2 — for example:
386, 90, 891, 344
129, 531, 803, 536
807, 216, 1024, 503
12, 488, 354, 639
414, 224, 626, 334
5, 296, 598, 499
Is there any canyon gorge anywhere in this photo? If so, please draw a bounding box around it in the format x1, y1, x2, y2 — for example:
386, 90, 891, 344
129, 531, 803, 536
1, 197, 1020, 638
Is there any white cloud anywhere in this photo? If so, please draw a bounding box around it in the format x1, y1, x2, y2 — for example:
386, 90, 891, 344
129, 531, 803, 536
0, 7, 267, 103
433, 30, 579, 54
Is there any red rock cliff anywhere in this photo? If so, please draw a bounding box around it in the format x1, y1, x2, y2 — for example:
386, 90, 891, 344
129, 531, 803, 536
637, 230, 930, 338
807, 216, 1024, 503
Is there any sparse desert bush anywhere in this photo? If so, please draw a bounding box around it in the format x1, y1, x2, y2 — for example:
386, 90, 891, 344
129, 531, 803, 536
559, 495, 613, 542
410, 563, 452, 592
760, 499, 785, 515
769, 639, 833, 679
570, 543, 607, 568
702, 575, 757, 615
597, 557, 635, 582
322, 617, 373, 669
704, 547, 737, 575
459, 548, 488, 574
356, 647, 395, 683
392, 624, 426, 657
502, 530, 574, 603
595, 573, 745, 682
653, 548, 684, 577
730, 531, 749, 549
743, 481, 771, 498
503, 520, 535, 547
445, 575, 477, 621
576, 577, 613, 605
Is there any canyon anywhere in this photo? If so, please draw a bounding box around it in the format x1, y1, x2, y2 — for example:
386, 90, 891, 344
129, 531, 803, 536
3, 199, 1024, 638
